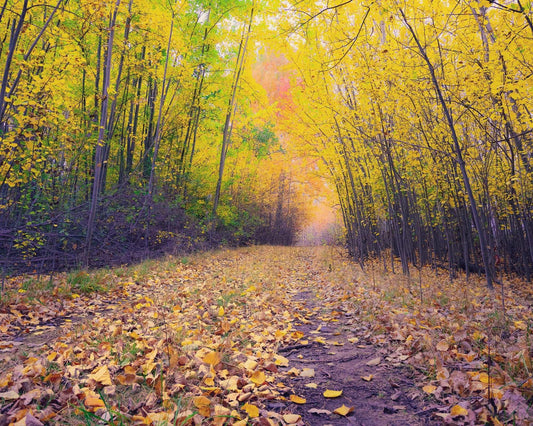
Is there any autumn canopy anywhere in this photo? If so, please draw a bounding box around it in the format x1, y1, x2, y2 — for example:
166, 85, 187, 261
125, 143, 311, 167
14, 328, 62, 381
0, 0, 531, 284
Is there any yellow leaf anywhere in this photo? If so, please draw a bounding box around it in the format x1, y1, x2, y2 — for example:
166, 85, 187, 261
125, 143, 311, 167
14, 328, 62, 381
243, 358, 258, 370
450, 404, 468, 417
361, 375, 373, 381
305, 383, 318, 389
323, 389, 343, 398
242, 403, 259, 418
333, 404, 354, 416
514, 320, 526, 330
282, 414, 301, 424
203, 351, 221, 366
436, 340, 449, 352
274, 355, 289, 366
289, 394, 306, 404
250, 370, 266, 386
286, 367, 300, 376
147, 412, 173, 423
423, 385, 437, 394
88, 365, 112, 386
218, 306, 225, 317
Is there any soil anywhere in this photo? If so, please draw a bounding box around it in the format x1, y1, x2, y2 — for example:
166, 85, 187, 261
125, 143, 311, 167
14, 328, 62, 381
268, 290, 443, 425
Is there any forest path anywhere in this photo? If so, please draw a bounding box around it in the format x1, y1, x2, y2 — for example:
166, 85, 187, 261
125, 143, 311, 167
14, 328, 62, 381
3, 246, 526, 425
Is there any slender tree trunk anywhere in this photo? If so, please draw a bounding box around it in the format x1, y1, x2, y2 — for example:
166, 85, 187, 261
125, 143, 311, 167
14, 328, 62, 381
147, 6, 175, 199
212, 6, 254, 217
86, 0, 121, 262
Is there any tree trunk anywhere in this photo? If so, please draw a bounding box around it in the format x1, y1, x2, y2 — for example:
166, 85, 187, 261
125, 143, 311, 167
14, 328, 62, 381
86, 0, 121, 262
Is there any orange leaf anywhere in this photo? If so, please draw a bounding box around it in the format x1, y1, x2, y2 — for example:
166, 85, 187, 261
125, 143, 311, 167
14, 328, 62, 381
203, 351, 221, 366
422, 385, 437, 394
85, 396, 105, 408
333, 404, 354, 416
193, 396, 211, 417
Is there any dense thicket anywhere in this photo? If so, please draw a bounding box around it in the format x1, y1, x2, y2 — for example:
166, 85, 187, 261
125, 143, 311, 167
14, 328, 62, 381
0, 0, 306, 271
281, 0, 532, 285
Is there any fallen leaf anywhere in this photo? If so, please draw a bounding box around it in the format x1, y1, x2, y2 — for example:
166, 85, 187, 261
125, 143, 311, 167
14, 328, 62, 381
213, 404, 231, 426
242, 402, 259, 418
88, 365, 112, 386
300, 368, 315, 377
282, 413, 301, 424
286, 367, 300, 376
366, 357, 381, 366
334, 404, 354, 416
203, 351, 221, 366
305, 383, 318, 389
422, 384, 437, 394
323, 389, 343, 398
362, 375, 374, 381
308, 408, 332, 415
250, 370, 266, 386
274, 354, 289, 366
290, 394, 306, 404
436, 340, 449, 352
193, 395, 211, 417
0, 390, 19, 400
243, 358, 258, 371
450, 404, 468, 417
85, 396, 105, 408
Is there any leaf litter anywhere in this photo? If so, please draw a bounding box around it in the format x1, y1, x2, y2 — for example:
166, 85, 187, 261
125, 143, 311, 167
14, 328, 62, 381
0, 246, 532, 425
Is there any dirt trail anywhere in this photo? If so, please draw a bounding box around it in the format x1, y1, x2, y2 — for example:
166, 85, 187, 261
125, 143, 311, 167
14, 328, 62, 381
261, 252, 438, 425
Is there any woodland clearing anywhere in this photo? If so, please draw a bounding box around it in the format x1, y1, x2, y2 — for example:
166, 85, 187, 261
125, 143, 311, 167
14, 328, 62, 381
1, 246, 532, 425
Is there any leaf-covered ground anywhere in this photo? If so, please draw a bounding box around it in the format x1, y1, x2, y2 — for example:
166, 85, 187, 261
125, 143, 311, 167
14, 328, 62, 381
1, 246, 532, 425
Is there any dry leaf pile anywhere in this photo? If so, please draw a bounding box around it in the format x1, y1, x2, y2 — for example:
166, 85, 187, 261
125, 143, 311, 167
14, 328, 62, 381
0, 246, 532, 425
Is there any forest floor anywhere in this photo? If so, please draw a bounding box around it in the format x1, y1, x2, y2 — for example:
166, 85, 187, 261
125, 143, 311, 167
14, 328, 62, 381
0, 246, 532, 425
